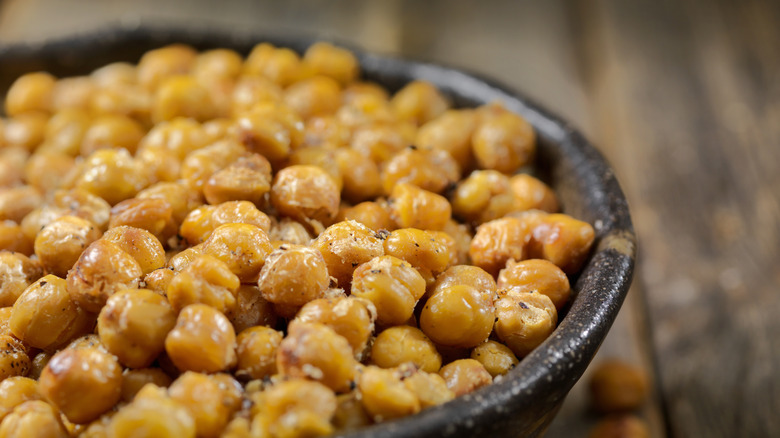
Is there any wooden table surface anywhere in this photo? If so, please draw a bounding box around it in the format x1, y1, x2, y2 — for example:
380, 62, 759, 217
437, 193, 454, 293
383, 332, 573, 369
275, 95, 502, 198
2, 1, 778, 437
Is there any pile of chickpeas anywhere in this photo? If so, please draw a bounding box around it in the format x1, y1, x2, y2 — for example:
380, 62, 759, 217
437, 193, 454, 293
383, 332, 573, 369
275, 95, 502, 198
0, 41, 595, 437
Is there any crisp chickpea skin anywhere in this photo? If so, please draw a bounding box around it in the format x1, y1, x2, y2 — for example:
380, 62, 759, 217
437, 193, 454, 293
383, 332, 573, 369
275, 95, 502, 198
101, 226, 166, 274
388, 183, 451, 231
351, 255, 426, 326
230, 75, 283, 115
97, 288, 177, 368
416, 109, 477, 171
284, 76, 342, 120
167, 246, 203, 272
143, 267, 175, 295
451, 170, 513, 225
311, 220, 385, 288
38, 347, 123, 424
234, 102, 303, 162
165, 304, 237, 373
470, 217, 530, 276
167, 254, 240, 313
169, 372, 242, 438
109, 197, 176, 243
498, 259, 571, 310
288, 147, 344, 191
271, 165, 341, 225
0, 400, 68, 438
120, 368, 173, 402
339, 201, 395, 232
34, 215, 101, 278
472, 109, 536, 174
42, 108, 90, 155
0, 335, 31, 380
390, 80, 449, 126
201, 223, 274, 283
470, 340, 519, 377
529, 213, 596, 274
303, 42, 360, 86
335, 148, 384, 203
383, 228, 452, 274
589, 360, 649, 413
295, 296, 377, 358
494, 291, 557, 357
257, 244, 330, 307
510, 173, 559, 213
438, 359, 493, 397
431, 265, 496, 298
137, 180, 203, 226
269, 217, 312, 245
5, 72, 56, 116
420, 284, 495, 348
358, 366, 421, 422
277, 321, 358, 392
235, 326, 283, 381
371, 326, 442, 372
80, 114, 144, 156
252, 379, 337, 438
401, 366, 455, 409
0, 377, 42, 422
227, 285, 278, 333
203, 154, 272, 206
381, 147, 460, 195
107, 383, 196, 438
350, 123, 409, 165
152, 75, 216, 123
0, 252, 42, 307
10, 275, 93, 351
74, 148, 147, 206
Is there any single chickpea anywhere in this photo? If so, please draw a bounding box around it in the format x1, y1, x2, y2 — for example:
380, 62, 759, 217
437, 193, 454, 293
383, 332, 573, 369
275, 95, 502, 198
23, 150, 76, 193
51, 76, 95, 112
97, 288, 177, 368
234, 102, 304, 163
0, 400, 68, 438
39, 347, 122, 424
203, 154, 273, 206
179, 139, 246, 190
257, 244, 329, 307
3, 112, 48, 151
5, 72, 56, 116
416, 109, 477, 171
0, 186, 42, 223
472, 109, 536, 174
167, 254, 240, 313
311, 220, 385, 288
137, 181, 203, 226
0, 252, 42, 307
109, 197, 176, 243
295, 296, 377, 358
494, 291, 557, 357
230, 75, 283, 115
510, 173, 559, 213
388, 183, 451, 231
431, 265, 496, 297
390, 80, 449, 126
336, 93, 395, 129
179, 205, 217, 245
451, 170, 513, 225
588, 415, 650, 438
470, 340, 519, 377
0, 377, 42, 422
80, 114, 144, 156
43, 108, 90, 156
91, 62, 136, 87
64, 333, 106, 352
138, 116, 209, 161
358, 366, 421, 422
48, 188, 112, 231
66, 239, 143, 312
89, 83, 152, 123
438, 359, 493, 396
137, 44, 197, 91
268, 217, 312, 246
120, 368, 173, 403
302, 115, 350, 148
0, 222, 33, 255
288, 147, 344, 191
235, 326, 283, 381
350, 123, 409, 165
192, 48, 243, 81
245, 43, 305, 87
167, 245, 203, 272
498, 259, 571, 310
339, 201, 395, 232
303, 42, 360, 86
152, 75, 216, 123
277, 321, 358, 392
101, 226, 166, 275
401, 366, 455, 409
381, 147, 460, 195
169, 372, 242, 438
10, 275, 93, 351
201, 223, 274, 283
226, 285, 278, 333
371, 326, 442, 373
469, 217, 531, 276
284, 76, 342, 120
0, 147, 28, 187
342, 81, 389, 104
0, 335, 31, 380
143, 268, 175, 295
34, 216, 101, 277
74, 148, 148, 206
351, 255, 426, 326
420, 284, 495, 348
383, 228, 452, 274
271, 165, 341, 225
529, 213, 596, 274
333, 392, 372, 432
211, 200, 272, 233
251, 379, 337, 438
589, 360, 649, 413
165, 304, 237, 373
108, 383, 196, 438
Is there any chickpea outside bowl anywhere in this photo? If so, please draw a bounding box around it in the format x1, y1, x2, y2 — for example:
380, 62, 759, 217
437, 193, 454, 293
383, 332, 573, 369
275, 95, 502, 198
0, 28, 635, 438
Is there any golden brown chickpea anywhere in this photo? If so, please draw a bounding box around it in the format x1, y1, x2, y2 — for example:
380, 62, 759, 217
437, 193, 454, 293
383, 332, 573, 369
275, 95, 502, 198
23, 150, 75, 193
0, 252, 42, 307
400, 366, 455, 409
336, 93, 395, 129
342, 81, 389, 104
244, 43, 304, 87
469, 217, 530, 276
89, 82, 152, 124
203, 154, 272, 206
43, 189, 112, 231
3, 112, 48, 151
431, 265, 496, 298
137, 181, 203, 226
295, 296, 377, 358
390, 80, 449, 126
201, 223, 273, 283
529, 213, 596, 274
0, 377, 41, 422
137, 44, 197, 91
5, 72, 55, 116
497, 259, 571, 310
230, 75, 283, 115
167, 254, 240, 313
589, 360, 649, 413
235, 326, 283, 381
28, 351, 51, 380
80, 114, 144, 156
0, 400, 68, 438
97, 288, 177, 368
494, 291, 557, 357
167, 245, 203, 273
66, 239, 143, 312
472, 110, 535, 174
338, 201, 394, 232
34, 215, 101, 277
371, 326, 441, 372
302, 115, 350, 148
416, 109, 477, 171
165, 304, 237, 373
324, 150, 380, 205
42, 108, 90, 156
91, 62, 136, 87
75, 149, 148, 206
0, 186, 42, 223
64, 333, 106, 352
0, 335, 31, 380
169, 372, 241, 438
101, 226, 166, 275
211, 200, 272, 233
178, 205, 216, 245
271, 165, 341, 224
0, 222, 33, 255
470, 340, 519, 377
350, 123, 409, 164
588, 415, 650, 438
388, 183, 451, 231
0, 147, 28, 187
420, 284, 495, 348
234, 102, 303, 163
152, 75, 216, 123
51, 76, 95, 112
381, 147, 460, 195
120, 368, 173, 402
358, 366, 420, 422
438, 359, 493, 396
108, 383, 196, 438
268, 217, 311, 246
284, 76, 342, 120
383, 228, 452, 274
451, 170, 514, 225
287, 147, 344, 191
252, 379, 337, 438
143, 268, 175, 295
10, 275, 93, 350
0, 307, 10, 334
139, 117, 209, 160
351, 255, 426, 326
226, 285, 278, 333
333, 392, 372, 432
277, 321, 358, 392
257, 244, 329, 306
39, 347, 122, 424
193, 49, 243, 81
109, 197, 176, 243
510, 173, 559, 213
303, 42, 360, 86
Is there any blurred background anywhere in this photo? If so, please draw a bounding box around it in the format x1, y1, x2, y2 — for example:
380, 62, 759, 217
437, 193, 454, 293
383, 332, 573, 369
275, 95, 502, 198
1, 0, 778, 437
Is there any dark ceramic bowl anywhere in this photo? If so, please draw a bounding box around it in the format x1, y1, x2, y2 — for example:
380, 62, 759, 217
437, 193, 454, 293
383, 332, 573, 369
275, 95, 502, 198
0, 27, 636, 438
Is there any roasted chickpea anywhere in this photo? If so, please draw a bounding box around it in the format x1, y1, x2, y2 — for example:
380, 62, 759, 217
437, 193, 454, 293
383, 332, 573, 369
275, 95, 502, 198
51, 76, 95, 112
470, 340, 519, 377
34, 216, 101, 277
400, 366, 455, 409
303, 42, 360, 86
338, 201, 394, 232
193, 49, 243, 81
244, 43, 304, 87
388, 183, 451, 231
0, 400, 68, 438
371, 326, 441, 372
269, 217, 312, 246
589, 360, 649, 413
472, 109, 535, 174
251, 379, 337, 438
152, 75, 216, 123
75, 149, 147, 206
137, 44, 197, 91
108, 383, 196, 438
10, 275, 93, 350
0, 222, 33, 255
295, 296, 377, 358
23, 150, 76, 193
234, 102, 303, 163
3, 112, 48, 151
271, 165, 341, 225
143, 268, 175, 295
390, 80, 449, 126
120, 368, 173, 402
381, 147, 460, 195
277, 321, 357, 392
350, 123, 409, 165
203, 154, 272, 206
431, 265, 496, 297
342, 81, 389, 104
497, 259, 571, 310
169, 372, 241, 438
39, 347, 122, 424
311, 220, 385, 288
165, 304, 237, 373
80, 114, 144, 156
201, 223, 273, 283
0, 252, 42, 307
139, 116, 209, 160
333, 392, 372, 432
230, 75, 283, 115
469, 217, 530, 276
167, 254, 240, 313
529, 213, 596, 274
438, 359, 493, 396
451, 170, 514, 225
226, 285, 278, 333
351, 255, 425, 327
416, 109, 477, 171
64, 333, 106, 352
42, 108, 90, 155
510, 173, 559, 212
383, 228, 452, 274
302, 115, 350, 148
167, 246, 203, 272
0, 186, 42, 223
337, 93, 395, 129
97, 288, 176, 368
212, 200, 272, 232
284, 76, 342, 120
256, 244, 329, 308
137, 181, 203, 225
494, 291, 557, 357
334, 148, 383, 203
5, 72, 56, 116
588, 415, 650, 438
288, 147, 344, 190
0, 147, 28, 187
109, 197, 176, 244
66, 239, 143, 312
235, 326, 283, 381
0, 377, 42, 422
0, 335, 31, 380
358, 366, 420, 421
420, 284, 495, 348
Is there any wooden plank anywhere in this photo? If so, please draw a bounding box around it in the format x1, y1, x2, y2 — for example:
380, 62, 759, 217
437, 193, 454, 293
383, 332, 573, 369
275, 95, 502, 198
570, 0, 780, 436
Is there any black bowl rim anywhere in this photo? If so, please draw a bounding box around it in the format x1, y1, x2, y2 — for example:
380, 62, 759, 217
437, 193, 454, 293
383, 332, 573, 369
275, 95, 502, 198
0, 25, 637, 438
